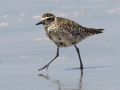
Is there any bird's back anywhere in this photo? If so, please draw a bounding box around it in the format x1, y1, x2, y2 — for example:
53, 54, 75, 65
50, 17, 103, 35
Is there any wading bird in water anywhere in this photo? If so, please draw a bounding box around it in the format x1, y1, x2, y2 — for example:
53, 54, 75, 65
36, 13, 104, 71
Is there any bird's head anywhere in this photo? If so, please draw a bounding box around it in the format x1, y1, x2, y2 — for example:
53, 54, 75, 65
36, 13, 55, 26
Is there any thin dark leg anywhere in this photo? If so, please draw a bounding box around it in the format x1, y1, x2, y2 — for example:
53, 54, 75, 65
38, 47, 59, 71
74, 45, 83, 69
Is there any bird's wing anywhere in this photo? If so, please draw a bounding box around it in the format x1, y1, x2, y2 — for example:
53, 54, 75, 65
55, 17, 104, 36
53, 17, 83, 34
48, 17, 104, 41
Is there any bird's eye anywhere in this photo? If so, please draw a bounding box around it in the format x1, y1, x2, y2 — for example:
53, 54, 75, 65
46, 18, 50, 21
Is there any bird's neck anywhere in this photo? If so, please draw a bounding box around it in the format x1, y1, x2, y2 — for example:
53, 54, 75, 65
44, 25, 49, 31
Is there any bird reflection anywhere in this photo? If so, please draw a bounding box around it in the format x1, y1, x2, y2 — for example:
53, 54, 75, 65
38, 70, 83, 90
38, 74, 50, 80
79, 69, 83, 90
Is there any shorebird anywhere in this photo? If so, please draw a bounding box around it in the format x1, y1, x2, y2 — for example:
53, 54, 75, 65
36, 13, 104, 71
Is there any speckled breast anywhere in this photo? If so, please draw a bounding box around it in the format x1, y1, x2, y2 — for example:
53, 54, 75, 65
45, 30, 82, 48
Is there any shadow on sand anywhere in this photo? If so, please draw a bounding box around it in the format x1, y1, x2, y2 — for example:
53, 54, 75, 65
65, 65, 115, 70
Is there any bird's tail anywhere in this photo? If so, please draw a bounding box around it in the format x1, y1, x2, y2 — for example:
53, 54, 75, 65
95, 29, 104, 34
86, 28, 104, 35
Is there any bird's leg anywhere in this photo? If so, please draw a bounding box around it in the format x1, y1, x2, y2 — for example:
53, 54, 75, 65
74, 45, 83, 69
38, 47, 59, 71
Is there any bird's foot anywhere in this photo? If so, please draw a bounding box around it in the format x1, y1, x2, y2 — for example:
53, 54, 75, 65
38, 64, 49, 71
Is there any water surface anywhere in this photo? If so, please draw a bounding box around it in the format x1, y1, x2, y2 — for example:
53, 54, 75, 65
0, 0, 120, 90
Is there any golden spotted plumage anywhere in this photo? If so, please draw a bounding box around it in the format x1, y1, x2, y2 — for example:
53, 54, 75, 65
36, 13, 104, 71
44, 16, 104, 47
42, 13, 55, 18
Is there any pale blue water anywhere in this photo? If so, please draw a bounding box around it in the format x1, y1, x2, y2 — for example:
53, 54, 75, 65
0, 0, 120, 90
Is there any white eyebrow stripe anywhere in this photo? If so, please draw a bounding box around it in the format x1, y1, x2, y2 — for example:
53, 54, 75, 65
41, 17, 49, 20
41, 16, 55, 20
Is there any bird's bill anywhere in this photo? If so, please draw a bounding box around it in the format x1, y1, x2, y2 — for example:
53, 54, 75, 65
36, 20, 45, 25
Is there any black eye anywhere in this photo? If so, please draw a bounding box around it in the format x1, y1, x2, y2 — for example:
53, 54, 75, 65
46, 18, 51, 21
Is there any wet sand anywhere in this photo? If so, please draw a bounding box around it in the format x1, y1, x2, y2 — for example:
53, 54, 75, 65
0, 0, 120, 90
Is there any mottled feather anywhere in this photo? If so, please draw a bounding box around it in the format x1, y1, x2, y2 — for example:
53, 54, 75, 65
40, 13, 104, 47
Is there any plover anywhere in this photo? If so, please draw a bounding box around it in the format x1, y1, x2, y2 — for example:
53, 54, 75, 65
36, 13, 104, 71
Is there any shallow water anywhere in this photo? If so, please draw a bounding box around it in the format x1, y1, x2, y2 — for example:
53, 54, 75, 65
0, 0, 120, 90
